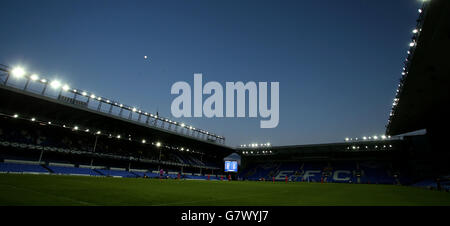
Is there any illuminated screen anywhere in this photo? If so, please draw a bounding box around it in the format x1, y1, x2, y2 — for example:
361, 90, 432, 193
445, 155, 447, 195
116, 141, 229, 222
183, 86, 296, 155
224, 161, 238, 172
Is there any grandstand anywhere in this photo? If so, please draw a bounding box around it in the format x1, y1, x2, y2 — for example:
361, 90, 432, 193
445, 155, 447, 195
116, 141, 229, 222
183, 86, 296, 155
0, 62, 234, 179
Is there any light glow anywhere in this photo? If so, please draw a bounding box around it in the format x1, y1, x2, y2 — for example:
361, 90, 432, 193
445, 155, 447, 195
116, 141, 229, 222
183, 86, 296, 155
11, 67, 26, 78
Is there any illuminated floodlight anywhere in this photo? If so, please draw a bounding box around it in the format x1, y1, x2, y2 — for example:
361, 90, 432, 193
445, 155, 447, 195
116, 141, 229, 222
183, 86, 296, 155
50, 80, 61, 89
345, 137, 349, 141
11, 67, 26, 78
13, 114, 19, 118
117, 135, 121, 139
106, 100, 110, 103
90, 94, 96, 99
85, 129, 90, 132
418, 9, 423, 13
96, 131, 101, 135
48, 122, 52, 124
409, 42, 415, 47
373, 136, 378, 140
97, 97, 102, 101
74, 126, 78, 130
381, 135, 387, 139
62, 84, 70, 91
180, 147, 184, 151
41, 79, 47, 83
412, 29, 418, 34
82, 92, 87, 96
181, 123, 185, 127
363, 136, 367, 140
142, 139, 146, 144
132, 108, 137, 112
119, 104, 123, 107
31, 117, 36, 122
156, 142, 161, 147
30, 74, 39, 81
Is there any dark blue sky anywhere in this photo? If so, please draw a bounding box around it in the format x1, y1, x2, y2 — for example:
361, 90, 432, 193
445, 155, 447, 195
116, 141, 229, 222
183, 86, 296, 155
0, 0, 422, 147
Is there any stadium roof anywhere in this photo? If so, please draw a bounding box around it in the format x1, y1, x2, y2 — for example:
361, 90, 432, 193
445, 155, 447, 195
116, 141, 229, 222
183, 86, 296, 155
0, 67, 234, 154
386, 0, 450, 135
237, 138, 404, 155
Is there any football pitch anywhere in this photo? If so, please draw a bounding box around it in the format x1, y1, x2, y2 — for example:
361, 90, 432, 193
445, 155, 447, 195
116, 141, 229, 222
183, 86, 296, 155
1, 174, 450, 206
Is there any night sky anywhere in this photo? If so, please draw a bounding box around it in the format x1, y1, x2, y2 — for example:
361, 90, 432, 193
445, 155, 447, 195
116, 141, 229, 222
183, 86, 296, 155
0, 0, 423, 147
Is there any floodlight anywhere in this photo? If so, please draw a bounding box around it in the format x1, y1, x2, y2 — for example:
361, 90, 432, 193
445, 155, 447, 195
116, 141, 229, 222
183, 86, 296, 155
11, 67, 25, 78
62, 84, 70, 91
156, 142, 161, 147
30, 74, 39, 81
74, 126, 78, 130
50, 80, 61, 89
31, 118, 36, 121
142, 139, 146, 144
13, 114, 19, 118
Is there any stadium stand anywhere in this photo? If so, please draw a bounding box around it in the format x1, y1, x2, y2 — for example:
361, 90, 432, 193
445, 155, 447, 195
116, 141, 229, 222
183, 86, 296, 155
0, 162, 48, 174
237, 161, 404, 184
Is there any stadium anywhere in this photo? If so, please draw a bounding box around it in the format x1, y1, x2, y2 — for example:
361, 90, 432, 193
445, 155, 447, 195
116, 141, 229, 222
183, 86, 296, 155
1, 0, 450, 208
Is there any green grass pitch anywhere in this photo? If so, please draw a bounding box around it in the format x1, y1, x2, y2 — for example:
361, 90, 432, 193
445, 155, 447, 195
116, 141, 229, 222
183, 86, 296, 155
1, 174, 450, 206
